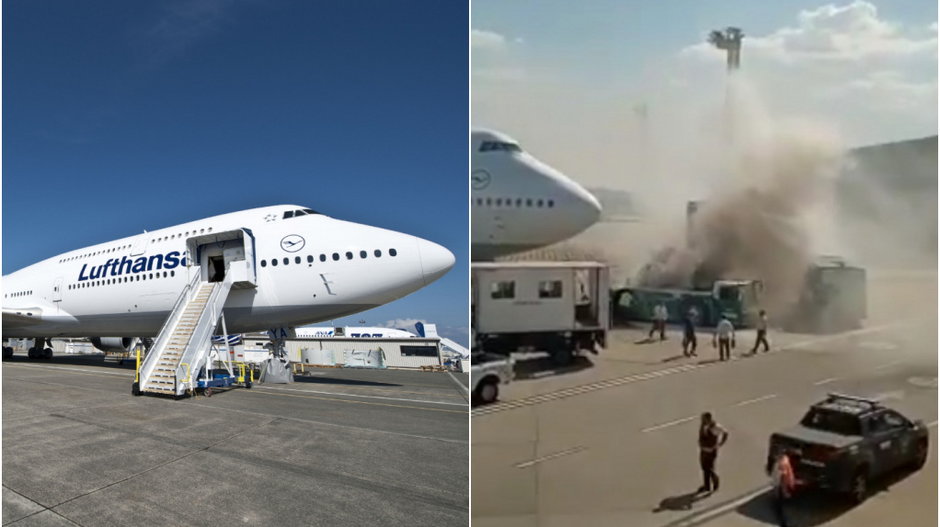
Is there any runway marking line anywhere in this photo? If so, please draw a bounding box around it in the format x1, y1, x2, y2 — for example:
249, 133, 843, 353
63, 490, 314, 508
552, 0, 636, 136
445, 369, 470, 401
813, 377, 839, 385
733, 394, 778, 407
872, 360, 902, 371
664, 485, 771, 527
641, 416, 698, 433
6, 363, 463, 406
514, 446, 587, 469
245, 387, 467, 414
253, 385, 466, 407
473, 319, 915, 418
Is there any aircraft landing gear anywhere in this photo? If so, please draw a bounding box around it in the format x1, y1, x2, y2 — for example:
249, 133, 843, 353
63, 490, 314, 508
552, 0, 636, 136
27, 338, 51, 360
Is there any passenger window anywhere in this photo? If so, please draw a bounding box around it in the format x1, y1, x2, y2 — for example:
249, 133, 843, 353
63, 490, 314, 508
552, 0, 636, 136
346, 252, 353, 260
491, 281, 515, 299
283, 258, 289, 265
548, 199, 554, 208
170, 271, 175, 277
307, 255, 314, 263
272, 259, 278, 266
360, 250, 367, 259
320, 254, 327, 262
883, 412, 907, 429
526, 198, 533, 207
389, 248, 397, 257
261, 260, 267, 267
374, 250, 382, 257
485, 198, 492, 206
495, 198, 502, 206
293, 256, 299, 264
537, 199, 544, 207
539, 280, 563, 299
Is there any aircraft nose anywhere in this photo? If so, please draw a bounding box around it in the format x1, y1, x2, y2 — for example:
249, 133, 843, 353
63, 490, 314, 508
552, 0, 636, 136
574, 186, 602, 228
416, 238, 455, 286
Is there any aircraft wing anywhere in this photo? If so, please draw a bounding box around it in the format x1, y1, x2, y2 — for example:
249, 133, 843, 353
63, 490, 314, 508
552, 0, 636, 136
2, 307, 44, 330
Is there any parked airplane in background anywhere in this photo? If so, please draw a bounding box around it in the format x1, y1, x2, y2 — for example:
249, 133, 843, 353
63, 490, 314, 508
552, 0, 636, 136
471, 128, 602, 260
2, 205, 454, 361
295, 327, 416, 339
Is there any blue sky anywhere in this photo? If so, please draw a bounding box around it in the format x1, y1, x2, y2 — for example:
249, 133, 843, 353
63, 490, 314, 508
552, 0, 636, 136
473, 0, 937, 189
3, 0, 469, 343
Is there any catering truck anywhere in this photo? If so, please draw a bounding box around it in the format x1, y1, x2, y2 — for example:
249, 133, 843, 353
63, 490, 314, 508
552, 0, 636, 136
471, 262, 609, 365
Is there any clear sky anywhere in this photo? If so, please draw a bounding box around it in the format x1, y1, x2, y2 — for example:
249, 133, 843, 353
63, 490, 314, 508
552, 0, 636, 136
473, 0, 937, 189
3, 0, 469, 343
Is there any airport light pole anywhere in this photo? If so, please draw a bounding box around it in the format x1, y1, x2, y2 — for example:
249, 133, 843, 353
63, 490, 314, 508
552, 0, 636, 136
707, 27, 744, 144
707, 27, 743, 72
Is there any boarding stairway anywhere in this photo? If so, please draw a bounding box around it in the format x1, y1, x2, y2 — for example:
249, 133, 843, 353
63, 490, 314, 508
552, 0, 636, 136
137, 271, 235, 396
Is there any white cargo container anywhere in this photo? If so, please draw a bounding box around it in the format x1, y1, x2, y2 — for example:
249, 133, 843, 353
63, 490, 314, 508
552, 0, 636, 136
471, 262, 609, 364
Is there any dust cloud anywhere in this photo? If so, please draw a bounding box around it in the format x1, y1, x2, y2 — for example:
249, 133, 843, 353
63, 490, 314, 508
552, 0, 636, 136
510, 75, 935, 317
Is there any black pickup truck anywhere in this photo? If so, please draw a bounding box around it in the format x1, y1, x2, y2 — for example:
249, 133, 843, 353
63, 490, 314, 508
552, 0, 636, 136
766, 393, 929, 503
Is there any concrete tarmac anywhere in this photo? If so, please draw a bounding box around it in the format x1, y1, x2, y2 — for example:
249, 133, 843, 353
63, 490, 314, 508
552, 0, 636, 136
3, 358, 468, 526
472, 271, 937, 527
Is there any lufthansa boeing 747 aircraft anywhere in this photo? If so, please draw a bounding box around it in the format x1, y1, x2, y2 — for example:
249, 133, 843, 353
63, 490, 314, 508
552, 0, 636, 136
471, 128, 602, 260
2, 205, 454, 360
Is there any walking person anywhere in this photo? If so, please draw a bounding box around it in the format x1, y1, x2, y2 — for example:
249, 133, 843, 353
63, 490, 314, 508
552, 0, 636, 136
649, 302, 668, 341
713, 315, 735, 361
752, 309, 770, 353
697, 412, 728, 494
769, 449, 799, 527
682, 309, 698, 357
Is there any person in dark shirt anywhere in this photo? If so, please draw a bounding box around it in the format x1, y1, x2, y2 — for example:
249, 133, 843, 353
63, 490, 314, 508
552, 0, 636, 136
682, 309, 698, 357
697, 412, 728, 494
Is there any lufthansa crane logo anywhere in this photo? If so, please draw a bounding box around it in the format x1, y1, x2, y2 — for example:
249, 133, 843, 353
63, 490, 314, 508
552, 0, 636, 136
280, 234, 305, 253
471, 169, 491, 190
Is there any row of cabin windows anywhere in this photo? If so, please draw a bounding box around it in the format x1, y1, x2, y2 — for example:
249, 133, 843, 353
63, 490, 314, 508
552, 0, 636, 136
61, 244, 132, 263
68, 270, 176, 290
152, 227, 212, 244
259, 248, 398, 268
475, 197, 555, 208
491, 280, 563, 300
6, 290, 33, 298
58, 226, 215, 264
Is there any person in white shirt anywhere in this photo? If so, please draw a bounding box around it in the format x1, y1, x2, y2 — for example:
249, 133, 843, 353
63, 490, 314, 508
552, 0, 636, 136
751, 309, 770, 353
713, 315, 735, 361
648, 302, 668, 341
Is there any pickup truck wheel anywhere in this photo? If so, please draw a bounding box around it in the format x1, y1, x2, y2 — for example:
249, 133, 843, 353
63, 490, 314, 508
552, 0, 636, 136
551, 350, 572, 366
912, 439, 928, 469
477, 380, 499, 405
849, 469, 868, 504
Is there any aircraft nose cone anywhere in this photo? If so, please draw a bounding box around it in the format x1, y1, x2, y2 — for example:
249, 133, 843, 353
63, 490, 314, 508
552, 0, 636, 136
416, 238, 455, 286
573, 186, 602, 230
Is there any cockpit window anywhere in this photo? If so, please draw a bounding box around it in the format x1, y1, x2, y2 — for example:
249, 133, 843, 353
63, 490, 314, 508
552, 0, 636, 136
479, 141, 522, 153
283, 208, 321, 219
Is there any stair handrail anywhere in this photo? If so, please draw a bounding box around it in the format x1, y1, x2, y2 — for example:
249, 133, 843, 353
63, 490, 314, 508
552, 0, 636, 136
174, 272, 235, 394
139, 271, 202, 387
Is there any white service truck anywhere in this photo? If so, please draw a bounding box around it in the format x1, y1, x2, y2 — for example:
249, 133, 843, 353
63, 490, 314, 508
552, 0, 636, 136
470, 352, 514, 405
471, 262, 609, 365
